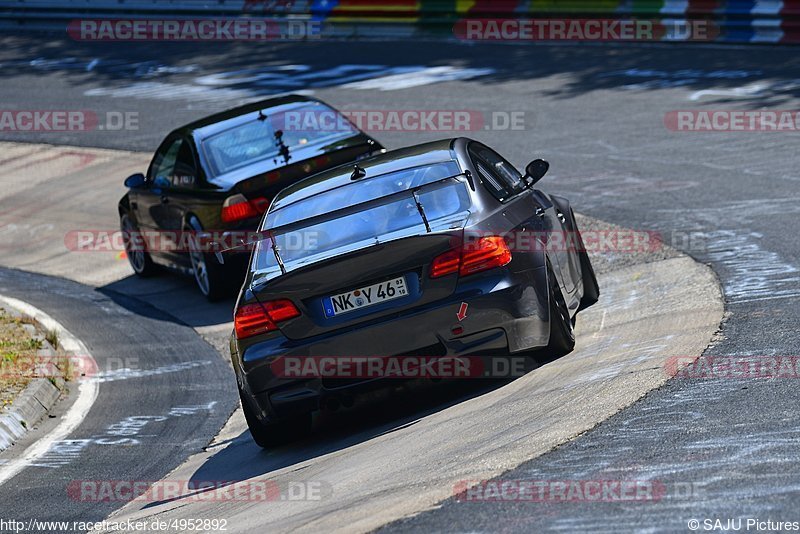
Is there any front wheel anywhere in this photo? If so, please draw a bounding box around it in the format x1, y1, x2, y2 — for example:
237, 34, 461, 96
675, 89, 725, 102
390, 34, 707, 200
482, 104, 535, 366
239, 389, 311, 449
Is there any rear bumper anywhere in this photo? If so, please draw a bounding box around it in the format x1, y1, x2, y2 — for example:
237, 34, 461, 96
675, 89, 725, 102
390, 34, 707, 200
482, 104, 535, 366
238, 266, 549, 422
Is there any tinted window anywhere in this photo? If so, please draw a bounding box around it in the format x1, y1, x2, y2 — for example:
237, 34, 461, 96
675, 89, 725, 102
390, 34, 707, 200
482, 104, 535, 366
202, 102, 359, 177
172, 141, 198, 188
469, 144, 525, 202
150, 138, 182, 183
252, 180, 471, 277
266, 161, 462, 230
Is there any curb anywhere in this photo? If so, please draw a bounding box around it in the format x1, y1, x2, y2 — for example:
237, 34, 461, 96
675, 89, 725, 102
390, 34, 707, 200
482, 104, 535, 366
0, 378, 62, 451
0, 297, 69, 453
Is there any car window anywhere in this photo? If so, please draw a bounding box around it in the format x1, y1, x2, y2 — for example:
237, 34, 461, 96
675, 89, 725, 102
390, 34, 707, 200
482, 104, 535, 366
172, 141, 198, 189
252, 180, 471, 279
150, 138, 183, 185
202, 101, 359, 177
469, 144, 526, 202
265, 161, 462, 230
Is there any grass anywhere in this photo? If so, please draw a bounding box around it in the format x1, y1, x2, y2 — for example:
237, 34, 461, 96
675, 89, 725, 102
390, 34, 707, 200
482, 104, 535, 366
0, 310, 63, 409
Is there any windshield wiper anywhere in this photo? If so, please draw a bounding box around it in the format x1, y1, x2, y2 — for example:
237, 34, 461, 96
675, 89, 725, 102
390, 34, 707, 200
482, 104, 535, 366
268, 230, 287, 275
412, 189, 431, 233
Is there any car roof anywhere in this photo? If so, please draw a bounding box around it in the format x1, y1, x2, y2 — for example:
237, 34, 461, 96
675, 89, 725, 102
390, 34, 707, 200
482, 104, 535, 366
271, 138, 461, 211
170, 94, 320, 140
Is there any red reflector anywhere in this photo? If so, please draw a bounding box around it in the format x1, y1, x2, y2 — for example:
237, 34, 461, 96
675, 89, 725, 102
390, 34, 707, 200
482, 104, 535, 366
234, 299, 300, 339
429, 236, 512, 279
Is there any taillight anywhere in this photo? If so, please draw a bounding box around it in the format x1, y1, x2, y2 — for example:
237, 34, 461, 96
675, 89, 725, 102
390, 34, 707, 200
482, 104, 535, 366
234, 299, 300, 339
221, 194, 270, 224
429, 248, 461, 278
460, 236, 512, 276
263, 299, 301, 323
429, 236, 512, 279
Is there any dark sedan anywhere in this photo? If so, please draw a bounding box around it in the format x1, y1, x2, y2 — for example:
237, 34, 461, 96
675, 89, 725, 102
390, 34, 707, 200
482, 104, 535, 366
231, 138, 600, 448
118, 95, 383, 300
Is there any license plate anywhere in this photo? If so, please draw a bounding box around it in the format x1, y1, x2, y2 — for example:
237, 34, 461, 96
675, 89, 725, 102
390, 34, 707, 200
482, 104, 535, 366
323, 276, 408, 318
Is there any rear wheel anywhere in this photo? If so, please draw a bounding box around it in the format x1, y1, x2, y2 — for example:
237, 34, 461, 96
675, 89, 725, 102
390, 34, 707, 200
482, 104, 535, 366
120, 213, 156, 277
543, 263, 576, 357
239, 389, 311, 449
570, 209, 600, 311
186, 217, 229, 301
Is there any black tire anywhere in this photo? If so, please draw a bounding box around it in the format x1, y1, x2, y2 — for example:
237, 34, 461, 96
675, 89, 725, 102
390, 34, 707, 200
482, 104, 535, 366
578, 248, 600, 311
239, 389, 311, 449
544, 263, 576, 357
570, 209, 600, 312
120, 213, 157, 277
186, 217, 229, 302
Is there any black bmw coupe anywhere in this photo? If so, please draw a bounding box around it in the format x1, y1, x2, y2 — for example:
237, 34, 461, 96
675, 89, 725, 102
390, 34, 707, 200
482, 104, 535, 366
231, 137, 600, 448
118, 95, 383, 300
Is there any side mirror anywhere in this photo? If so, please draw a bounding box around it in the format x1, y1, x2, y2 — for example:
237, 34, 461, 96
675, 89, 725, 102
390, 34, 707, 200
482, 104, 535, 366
524, 159, 550, 187
124, 173, 146, 189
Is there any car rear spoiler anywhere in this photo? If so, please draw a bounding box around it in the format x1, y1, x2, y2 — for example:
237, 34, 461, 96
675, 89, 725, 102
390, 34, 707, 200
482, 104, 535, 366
215, 175, 467, 270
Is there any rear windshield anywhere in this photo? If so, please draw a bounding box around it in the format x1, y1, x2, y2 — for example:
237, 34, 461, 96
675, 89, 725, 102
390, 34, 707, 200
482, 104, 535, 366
266, 161, 462, 229
202, 101, 358, 177
252, 179, 471, 279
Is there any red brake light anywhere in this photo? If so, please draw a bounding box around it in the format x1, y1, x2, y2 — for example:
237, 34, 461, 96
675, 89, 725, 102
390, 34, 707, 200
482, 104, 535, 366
221, 194, 270, 224
234, 303, 274, 339
234, 299, 300, 339
430, 248, 461, 278
460, 236, 513, 276
263, 299, 301, 323
429, 236, 512, 279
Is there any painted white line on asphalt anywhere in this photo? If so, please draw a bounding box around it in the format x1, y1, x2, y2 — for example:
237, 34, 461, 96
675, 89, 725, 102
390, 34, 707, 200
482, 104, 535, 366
341, 66, 495, 91
0, 295, 99, 486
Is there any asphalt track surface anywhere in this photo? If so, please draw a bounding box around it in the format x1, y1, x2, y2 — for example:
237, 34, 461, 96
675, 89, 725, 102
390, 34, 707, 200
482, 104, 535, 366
0, 34, 798, 532
0, 267, 237, 533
